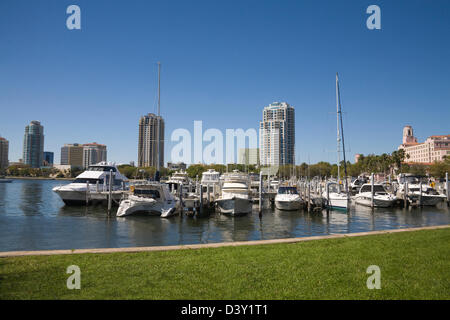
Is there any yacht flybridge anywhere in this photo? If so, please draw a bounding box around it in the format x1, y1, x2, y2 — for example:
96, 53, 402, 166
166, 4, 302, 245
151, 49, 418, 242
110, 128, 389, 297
201, 169, 220, 189
166, 170, 190, 196
52, 162, 128, 205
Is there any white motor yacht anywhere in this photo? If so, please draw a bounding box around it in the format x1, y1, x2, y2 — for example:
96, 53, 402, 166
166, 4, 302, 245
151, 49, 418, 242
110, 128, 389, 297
353, 183, 396, 208
322, 182, 349, 210
215, 170, 252, 216
397, 174, 445, 206
274, 186, 303, 211
116, 182, 178, 217
52, 162, 128, 205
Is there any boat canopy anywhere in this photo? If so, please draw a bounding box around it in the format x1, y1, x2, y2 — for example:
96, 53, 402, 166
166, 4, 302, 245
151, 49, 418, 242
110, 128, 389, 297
278, 186, 298, 194
360, 184, 386, 193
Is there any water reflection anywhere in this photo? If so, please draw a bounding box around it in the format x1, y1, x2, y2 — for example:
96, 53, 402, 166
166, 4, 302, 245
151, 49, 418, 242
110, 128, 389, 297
20, 181, 43, 215
0, 184, 6, 208
0, 179, 448, 252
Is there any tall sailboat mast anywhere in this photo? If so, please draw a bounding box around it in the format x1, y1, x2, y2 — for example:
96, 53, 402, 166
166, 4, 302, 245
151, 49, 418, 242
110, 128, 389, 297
336, 73, 341, 182
336, 73, 348, 193
157, 62, 161, 117
156, 62, 161, 172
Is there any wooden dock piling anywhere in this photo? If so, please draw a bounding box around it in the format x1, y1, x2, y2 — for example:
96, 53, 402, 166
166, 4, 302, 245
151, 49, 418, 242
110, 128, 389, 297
108, 169, 113, 215
419, 181, 423, 207
371, 173, 374, 209
86, 181, 90, 206
326, 182, 330, 211
199, 184, 203, 215
259, 172, 263, 217
404, 181, 409, 209
307, 181, 311, 212
446, 172, 449, 207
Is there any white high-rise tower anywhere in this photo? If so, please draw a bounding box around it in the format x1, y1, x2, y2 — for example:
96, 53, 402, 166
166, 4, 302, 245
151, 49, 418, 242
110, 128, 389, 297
259, 102, 295, 166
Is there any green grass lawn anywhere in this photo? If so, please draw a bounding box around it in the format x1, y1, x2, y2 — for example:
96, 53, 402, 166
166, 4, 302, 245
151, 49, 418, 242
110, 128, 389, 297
1, 228, 449, 299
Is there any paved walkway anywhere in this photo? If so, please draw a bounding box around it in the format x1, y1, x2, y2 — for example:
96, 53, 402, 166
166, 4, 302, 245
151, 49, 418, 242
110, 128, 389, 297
1, 224, 448, 258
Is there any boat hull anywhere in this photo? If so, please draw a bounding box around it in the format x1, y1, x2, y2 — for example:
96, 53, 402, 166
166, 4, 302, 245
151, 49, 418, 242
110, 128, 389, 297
354, 196, 395, 208
116, 199, 177, 218
415, 195, 445, 206
275, 200, 302, 211
216, 197, 252, 216
53, 188, 123, 206
326, 197, 349, 209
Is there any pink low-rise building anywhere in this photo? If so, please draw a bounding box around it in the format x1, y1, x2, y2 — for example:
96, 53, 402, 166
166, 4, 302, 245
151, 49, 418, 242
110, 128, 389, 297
398, 126, 450, 163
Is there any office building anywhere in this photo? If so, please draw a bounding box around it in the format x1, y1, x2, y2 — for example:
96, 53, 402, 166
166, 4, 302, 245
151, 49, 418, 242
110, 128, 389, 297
82, 143, 107, 168
60, 143, 84, 167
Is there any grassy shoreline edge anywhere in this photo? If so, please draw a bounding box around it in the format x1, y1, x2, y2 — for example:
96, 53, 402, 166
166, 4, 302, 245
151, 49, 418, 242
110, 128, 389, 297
0, 226, 449, 299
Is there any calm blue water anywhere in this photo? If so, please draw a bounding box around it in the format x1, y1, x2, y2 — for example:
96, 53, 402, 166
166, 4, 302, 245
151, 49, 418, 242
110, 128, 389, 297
0, 179, 449, 252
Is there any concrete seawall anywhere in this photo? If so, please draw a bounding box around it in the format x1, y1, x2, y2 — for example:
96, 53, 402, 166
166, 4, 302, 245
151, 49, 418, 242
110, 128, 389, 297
1, 224, 448, 258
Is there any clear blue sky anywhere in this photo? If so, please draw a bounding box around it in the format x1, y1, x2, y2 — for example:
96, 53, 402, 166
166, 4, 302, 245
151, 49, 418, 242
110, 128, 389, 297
1, 0, 449, 165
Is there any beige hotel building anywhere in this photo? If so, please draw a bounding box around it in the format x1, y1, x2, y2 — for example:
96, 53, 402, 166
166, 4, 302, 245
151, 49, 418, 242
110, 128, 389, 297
398, 125, 450, 164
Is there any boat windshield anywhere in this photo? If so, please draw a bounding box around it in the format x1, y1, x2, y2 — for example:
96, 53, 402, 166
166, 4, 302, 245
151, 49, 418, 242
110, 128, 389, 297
327, 183, 340, 193
88, 166, 117, 172
278, 187, 298, 194
360, 185, 386, 193
398, 175, 419, 184
74, 178, 102, 184
134, 189, 160, 199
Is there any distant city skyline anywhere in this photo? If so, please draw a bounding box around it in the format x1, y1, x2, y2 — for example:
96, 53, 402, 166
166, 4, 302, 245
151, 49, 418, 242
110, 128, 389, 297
1, 1, 449, 165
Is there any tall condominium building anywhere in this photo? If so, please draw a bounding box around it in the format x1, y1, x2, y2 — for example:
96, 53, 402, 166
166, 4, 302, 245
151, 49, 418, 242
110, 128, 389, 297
23, 120, 44, 168
82, 143, 107, 168
398, 125, 450, 163
138, 113, 164, 168
60, 143, 84, 167
0, 137, 9, 169
259, 102, 295, 166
